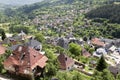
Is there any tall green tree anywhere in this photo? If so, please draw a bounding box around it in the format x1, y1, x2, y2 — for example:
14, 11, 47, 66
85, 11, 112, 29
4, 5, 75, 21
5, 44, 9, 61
45, 63, 57, 78
96, 55, 107, 71
1, 31, 6, 40
43, 49, 59, 80
69, 43, 82, 56
9, 25, 29, 34
35, 33, 45, 43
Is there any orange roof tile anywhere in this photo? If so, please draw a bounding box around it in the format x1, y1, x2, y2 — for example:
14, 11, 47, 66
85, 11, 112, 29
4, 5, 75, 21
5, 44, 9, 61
91, 38, 105, 47
4, 45, 48, 74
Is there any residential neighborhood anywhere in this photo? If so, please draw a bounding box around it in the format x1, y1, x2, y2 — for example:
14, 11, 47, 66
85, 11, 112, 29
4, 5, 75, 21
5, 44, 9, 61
0, 30, 120, 80
0, 0, 120, 80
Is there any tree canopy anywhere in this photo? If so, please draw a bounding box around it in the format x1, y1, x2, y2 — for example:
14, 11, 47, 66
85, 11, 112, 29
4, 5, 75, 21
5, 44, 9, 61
91, 69, 115, 80
85, 4, 120, 24
35, 33, 45, 43
96, 55, 108, 71
69, 43, 82, 56
9, 25, 29, 34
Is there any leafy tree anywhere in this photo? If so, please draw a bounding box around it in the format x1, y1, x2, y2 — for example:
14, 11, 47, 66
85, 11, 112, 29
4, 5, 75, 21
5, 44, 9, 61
91, 70, 102, 80
4, 50, 12, 58
116, 73, 120, 80
91, 69, 115, 80
69, 43, 82, 56
80, 56, 89, 63
72, 72, 84, 80
102, 69, 115, 80
112, 26, 120, 38
88, 48, 95, 54
43, 49, 59, 80
84, 44, 91, 51
35, 33, 45, 43
56, 72, 72, 80
96, 55, 108, 71
55, 46, 65, 53
45, 63, 57, 78
9, 25, 29, 34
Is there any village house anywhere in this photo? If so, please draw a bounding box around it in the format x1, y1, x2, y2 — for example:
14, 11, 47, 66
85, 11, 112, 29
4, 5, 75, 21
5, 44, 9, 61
82, 48, 91, 58
57, 53, 75, 70
91, 38, 105, 48
93, 48, 107, 58
4, 45, 48, 80
108, 45, 117, 53
3, 31, 28, 45
9, 38, 42, 52
57, 38, 69, 49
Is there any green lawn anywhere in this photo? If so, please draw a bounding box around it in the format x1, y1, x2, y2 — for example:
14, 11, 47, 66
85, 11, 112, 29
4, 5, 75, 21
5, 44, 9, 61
84, 65, 94, 73
80, 72, 92, 80
55, 70, 92, 80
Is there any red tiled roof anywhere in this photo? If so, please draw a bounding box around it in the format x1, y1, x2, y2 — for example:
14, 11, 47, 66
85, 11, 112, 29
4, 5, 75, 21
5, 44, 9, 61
91, 38, 105, 47
4, 56, 19, 67
4, 45, 48, 74
58, 53, 74, 70
31, 55, 48, 69
0, 45, 6, 55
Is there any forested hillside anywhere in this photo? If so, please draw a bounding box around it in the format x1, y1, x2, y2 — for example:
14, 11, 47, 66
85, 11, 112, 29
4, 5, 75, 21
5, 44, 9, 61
0, 0, 43, 5
85, 4, 120, 24
3, 0, 108, 18
0, 0, 120, 80
0, 0, 120, 39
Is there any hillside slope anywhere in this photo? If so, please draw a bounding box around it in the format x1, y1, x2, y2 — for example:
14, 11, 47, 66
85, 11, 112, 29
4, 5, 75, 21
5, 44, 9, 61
4, 0, 108, 18
2, 0, 120, 39
85, 4, 120, 24
0, 0, 43, 5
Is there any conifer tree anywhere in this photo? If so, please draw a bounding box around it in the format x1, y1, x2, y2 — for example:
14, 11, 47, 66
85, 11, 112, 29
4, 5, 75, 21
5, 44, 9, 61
96, 55, 107, 71
1, 31, 6, 40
